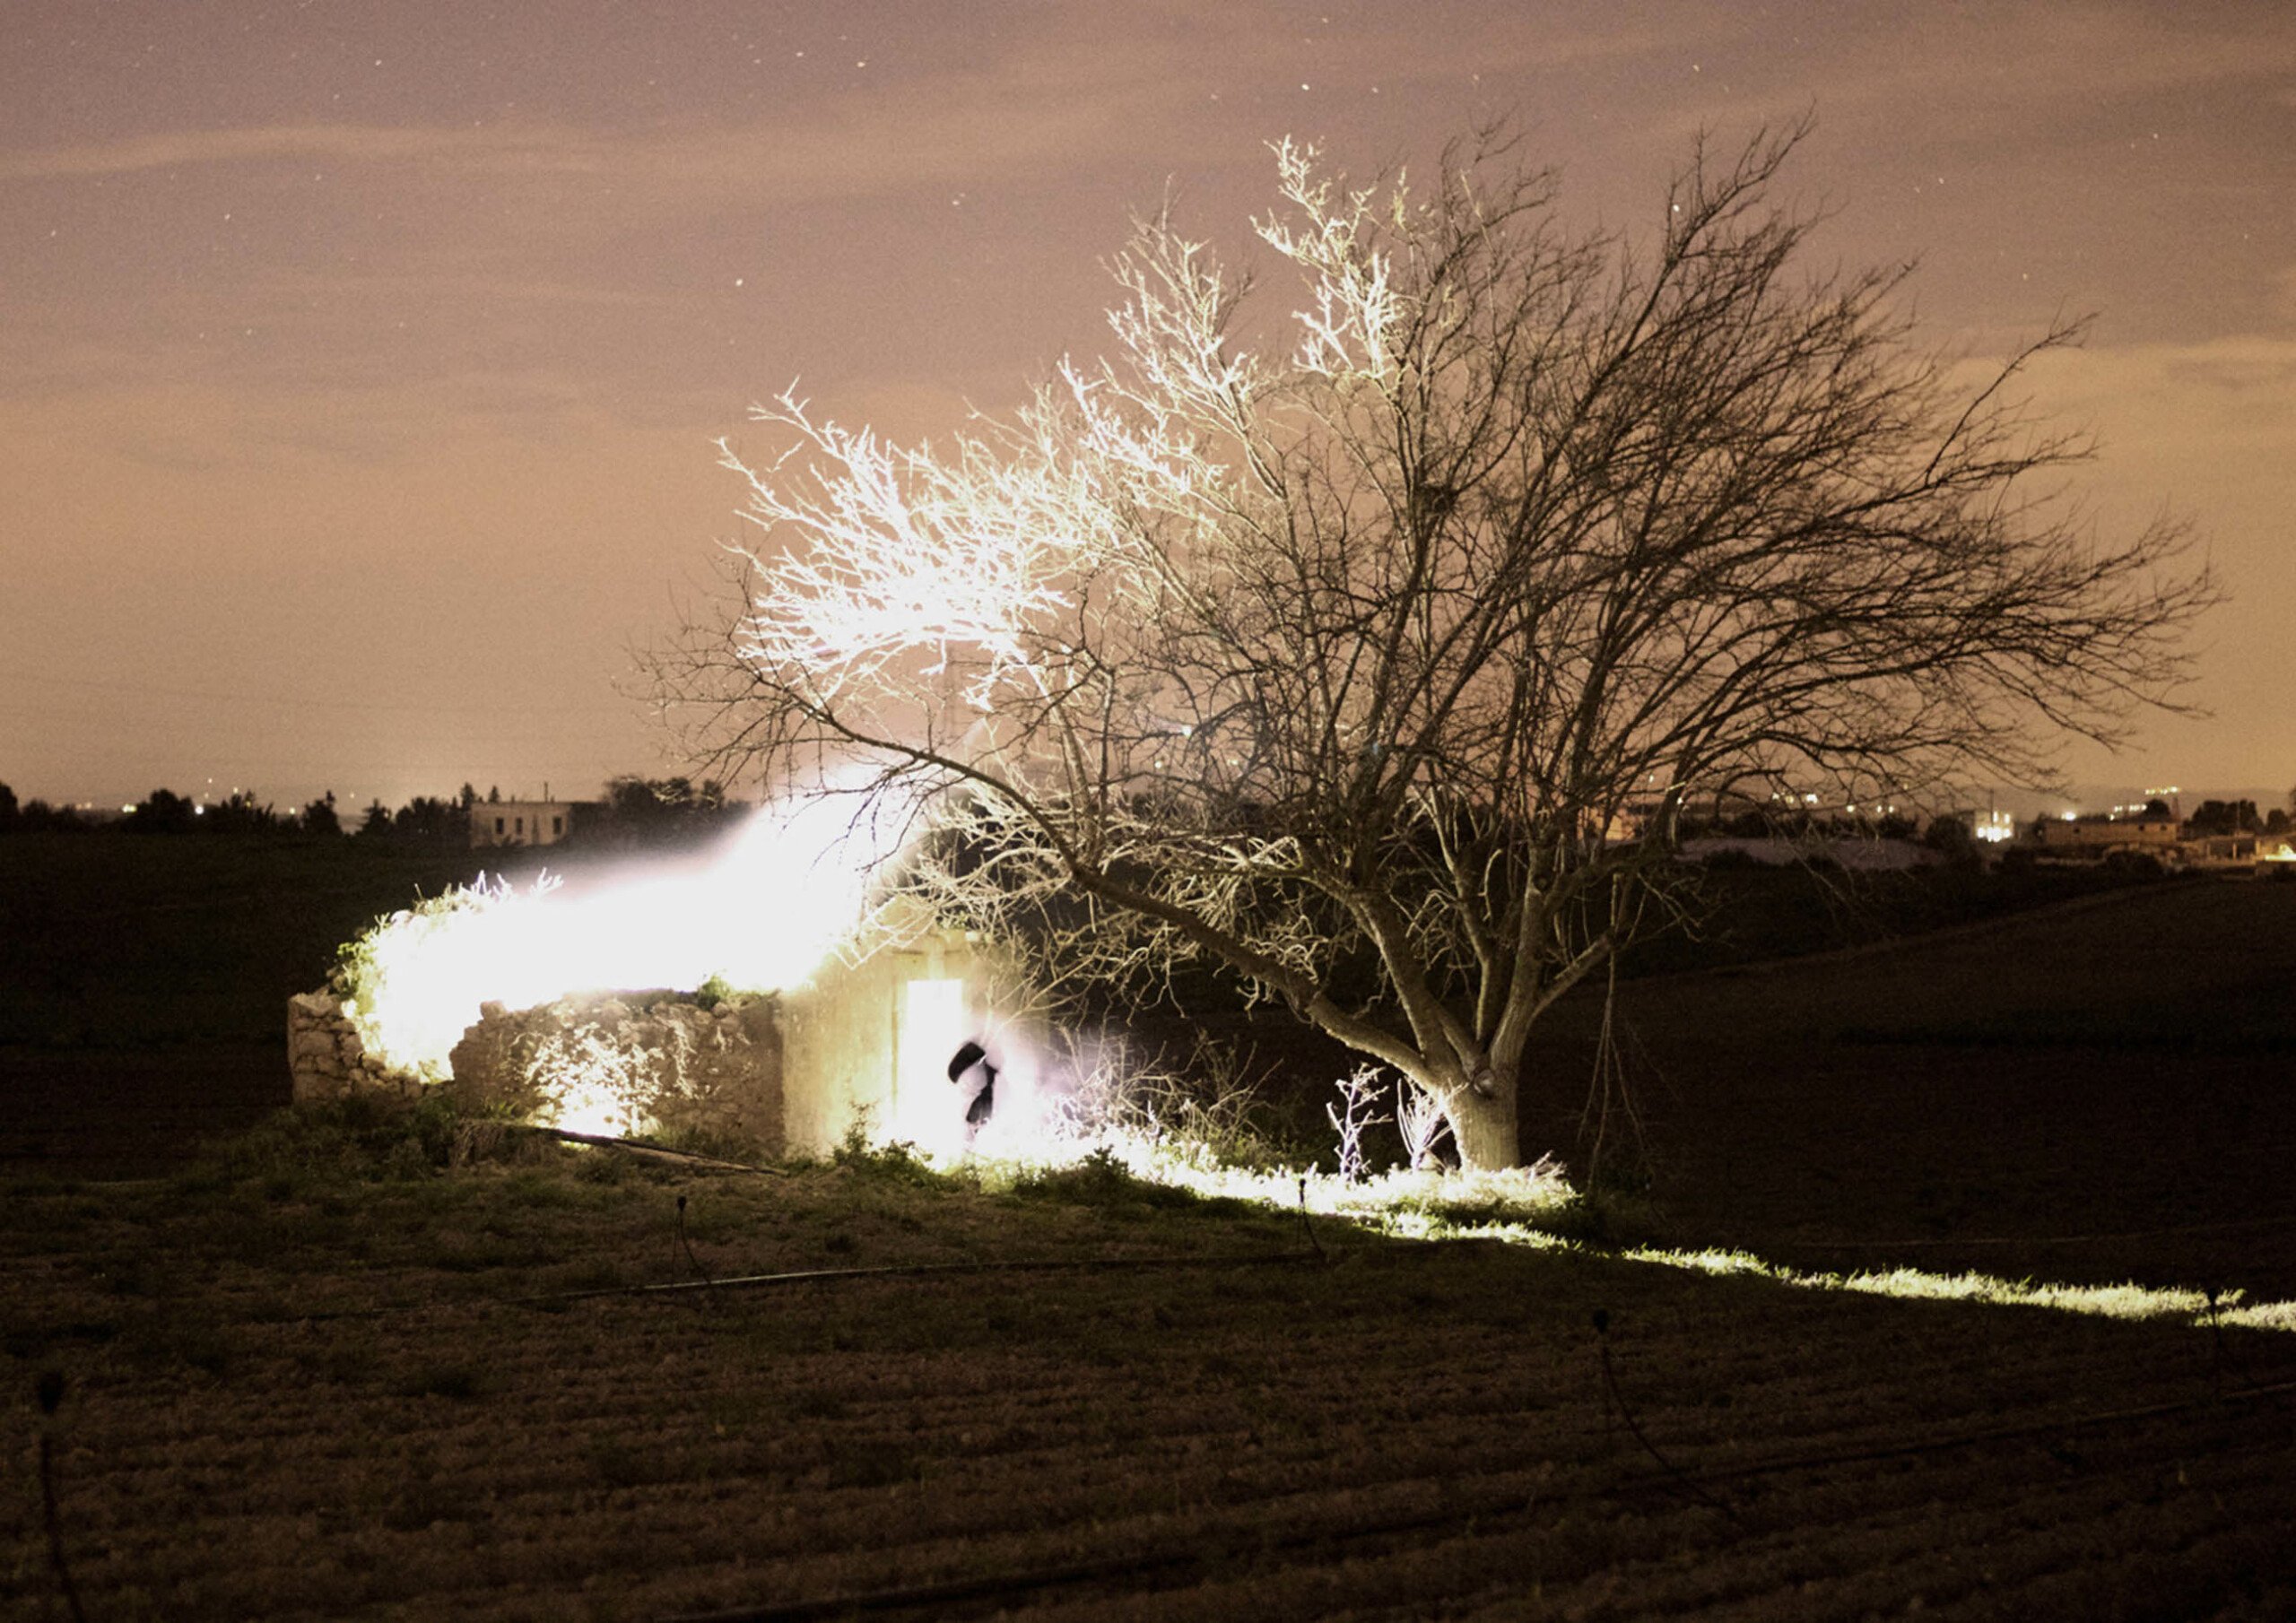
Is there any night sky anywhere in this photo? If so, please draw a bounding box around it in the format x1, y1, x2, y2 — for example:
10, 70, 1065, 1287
5, 2, 2292, 815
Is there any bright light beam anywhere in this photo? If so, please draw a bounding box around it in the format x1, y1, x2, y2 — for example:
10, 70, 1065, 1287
344, 793, 901, 1081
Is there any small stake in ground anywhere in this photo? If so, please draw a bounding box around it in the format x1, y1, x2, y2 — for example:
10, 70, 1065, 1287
675, 1193, 718, 1294
1296, 1177, 1326, 1263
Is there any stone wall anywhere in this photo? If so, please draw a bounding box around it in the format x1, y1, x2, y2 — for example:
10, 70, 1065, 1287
445, 992, 785, 1155
287, 990, 421, 1102
288, 986, 785, 1156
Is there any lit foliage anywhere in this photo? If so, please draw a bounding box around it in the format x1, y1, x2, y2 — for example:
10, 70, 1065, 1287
335, 876, 535, 1083
667, 123, 2213, 1168
1620, 1245, 2283, 1331
1326, 1065, 1388, 1183
1395, 1074, 1455, 1171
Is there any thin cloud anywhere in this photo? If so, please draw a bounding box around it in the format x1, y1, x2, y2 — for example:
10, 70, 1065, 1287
0, 100, 1171, 215
1631, 2, 2296, 150
0, 122, 509, 179
0, 8, 1697, 201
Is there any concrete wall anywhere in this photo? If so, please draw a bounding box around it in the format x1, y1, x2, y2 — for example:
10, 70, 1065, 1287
778, 924, 1028, 1156
2030, 816, 2179, 854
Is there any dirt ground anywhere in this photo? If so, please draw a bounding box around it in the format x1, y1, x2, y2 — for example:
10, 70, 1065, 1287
4, 876, 2293, 1619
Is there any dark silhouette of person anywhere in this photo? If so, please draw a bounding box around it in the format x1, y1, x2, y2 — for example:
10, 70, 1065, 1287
947, 1038, 998, 1129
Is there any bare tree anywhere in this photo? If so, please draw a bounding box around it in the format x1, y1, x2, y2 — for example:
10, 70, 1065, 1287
662, 124, 2213, 1169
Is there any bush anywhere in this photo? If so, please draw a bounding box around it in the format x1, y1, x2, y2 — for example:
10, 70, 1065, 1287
188, 1091, 529, 1186
1011, 1147, 1202, 1211
1052, 1030, 1305, 1172
829, 1123, 951, 1189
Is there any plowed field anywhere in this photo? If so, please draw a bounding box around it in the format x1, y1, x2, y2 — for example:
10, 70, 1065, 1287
4, 1140, 2292, 1621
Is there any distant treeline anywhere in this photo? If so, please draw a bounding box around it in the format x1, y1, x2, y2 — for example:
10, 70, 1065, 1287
1681, 805, 1931, 843
0, 775, 744, 849
2178, 797, 2292, 837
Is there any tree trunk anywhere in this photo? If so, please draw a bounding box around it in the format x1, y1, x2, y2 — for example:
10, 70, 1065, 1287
1448, 1082, 1519, 1172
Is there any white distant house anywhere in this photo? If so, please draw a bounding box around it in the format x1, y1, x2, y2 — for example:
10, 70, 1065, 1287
470, 800, 578, 848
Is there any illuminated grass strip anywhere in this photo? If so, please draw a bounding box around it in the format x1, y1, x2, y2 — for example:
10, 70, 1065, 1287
1620, 1245, 2231, 1323
1443, 1222, 2296, 1332
996, 1137, 2296, 1335
2215, 1298, 2296, 1332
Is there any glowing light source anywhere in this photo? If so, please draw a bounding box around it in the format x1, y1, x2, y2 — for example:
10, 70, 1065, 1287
891, 976, 974, 1156
341, 793, 903, 1081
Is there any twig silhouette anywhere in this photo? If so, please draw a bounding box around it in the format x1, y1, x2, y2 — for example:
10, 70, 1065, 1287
37, 1370, 87, 1623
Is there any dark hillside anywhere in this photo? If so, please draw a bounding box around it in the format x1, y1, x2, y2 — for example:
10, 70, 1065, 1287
0, 835, 483, 1170
1581, 876, 2296, 1053
0, 833, 481, 1048
1614, 855, 2175, 978
1532, 879, 2296, 1296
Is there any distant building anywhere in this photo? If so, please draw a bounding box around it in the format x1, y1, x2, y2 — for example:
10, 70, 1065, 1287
470, 800, 578, 849
2182, 831, 2259, 867
1970, 808, 2017, 844
2026, 812, 2180, 858
1935, 807, 2018, 845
